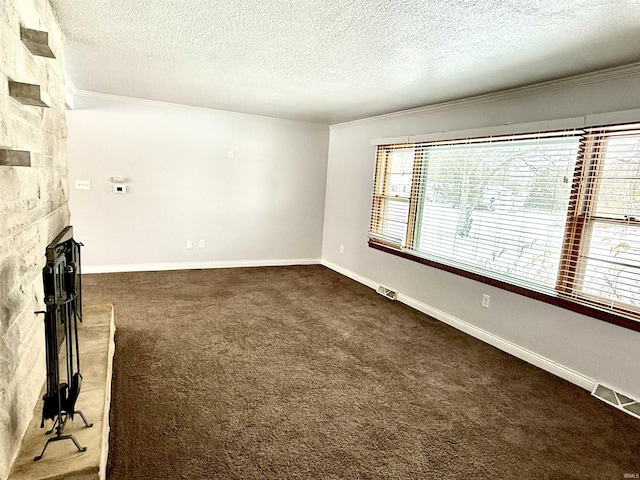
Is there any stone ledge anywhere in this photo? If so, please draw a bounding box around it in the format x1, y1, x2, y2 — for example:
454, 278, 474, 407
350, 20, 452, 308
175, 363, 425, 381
8, 81, 49, 108
8, 304, 115, 480
0, 149, 31, 167
20, 27, 55, 59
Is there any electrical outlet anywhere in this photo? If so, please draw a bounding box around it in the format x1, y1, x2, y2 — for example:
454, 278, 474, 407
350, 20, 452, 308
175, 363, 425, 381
340, 245, 344, 254
186, 241, 193, 250
199, 239, 206, 248
482, 294, 490, 309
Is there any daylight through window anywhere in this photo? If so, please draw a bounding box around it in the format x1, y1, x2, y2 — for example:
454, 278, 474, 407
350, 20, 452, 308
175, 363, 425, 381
369, 123, 640, 329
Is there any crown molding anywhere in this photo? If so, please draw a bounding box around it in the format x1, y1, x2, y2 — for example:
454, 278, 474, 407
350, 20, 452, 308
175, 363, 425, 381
67, 87, 328, 128
63, 62, 640, 127
332, 62, 640, 128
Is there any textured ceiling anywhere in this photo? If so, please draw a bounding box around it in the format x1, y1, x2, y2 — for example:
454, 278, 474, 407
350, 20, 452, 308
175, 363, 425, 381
51, 0, 640, 124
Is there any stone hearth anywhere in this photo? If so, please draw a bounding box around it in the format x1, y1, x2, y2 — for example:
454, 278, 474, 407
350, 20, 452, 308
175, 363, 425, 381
8, 304, 115, 480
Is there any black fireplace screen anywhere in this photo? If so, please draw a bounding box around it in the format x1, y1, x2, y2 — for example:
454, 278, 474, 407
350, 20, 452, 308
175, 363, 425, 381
35, 226, 92, 461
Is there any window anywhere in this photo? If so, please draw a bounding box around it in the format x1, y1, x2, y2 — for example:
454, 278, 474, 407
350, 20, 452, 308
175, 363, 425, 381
369, 123, 640, 331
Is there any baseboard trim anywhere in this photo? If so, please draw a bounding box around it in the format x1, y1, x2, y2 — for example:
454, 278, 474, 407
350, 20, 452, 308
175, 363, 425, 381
320, 260, 379, 290
83, 258, 321, 274
397, 294, 596, 391
320, 259, 597, 392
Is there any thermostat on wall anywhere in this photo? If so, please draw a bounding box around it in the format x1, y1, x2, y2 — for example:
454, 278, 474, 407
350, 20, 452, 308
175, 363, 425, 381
112, 184, 127, 194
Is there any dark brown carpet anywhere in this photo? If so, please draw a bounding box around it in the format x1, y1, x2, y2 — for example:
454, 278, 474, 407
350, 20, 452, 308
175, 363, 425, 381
82, 265, 640, 480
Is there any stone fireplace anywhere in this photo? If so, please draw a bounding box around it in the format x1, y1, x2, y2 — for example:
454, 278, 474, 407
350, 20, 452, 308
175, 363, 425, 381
0, 1, 69, 478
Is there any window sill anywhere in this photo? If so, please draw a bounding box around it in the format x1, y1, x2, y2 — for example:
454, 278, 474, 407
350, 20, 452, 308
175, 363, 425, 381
368, 240, 640, 333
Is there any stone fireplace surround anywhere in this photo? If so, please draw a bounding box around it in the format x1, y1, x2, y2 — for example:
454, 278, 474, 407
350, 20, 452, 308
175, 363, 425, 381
0, 0, 87, 478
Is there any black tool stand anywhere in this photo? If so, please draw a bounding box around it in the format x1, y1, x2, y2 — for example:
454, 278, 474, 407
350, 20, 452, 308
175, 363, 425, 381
35, 409, 93, 461
34, 228, 93, 462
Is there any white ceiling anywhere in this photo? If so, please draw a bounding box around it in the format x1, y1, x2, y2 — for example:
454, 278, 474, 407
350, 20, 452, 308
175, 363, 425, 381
51, 0, 640, 124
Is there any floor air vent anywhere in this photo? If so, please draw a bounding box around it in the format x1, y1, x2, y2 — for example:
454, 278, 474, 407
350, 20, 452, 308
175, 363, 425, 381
591, 384, 640, 420
376, 285, 398, 300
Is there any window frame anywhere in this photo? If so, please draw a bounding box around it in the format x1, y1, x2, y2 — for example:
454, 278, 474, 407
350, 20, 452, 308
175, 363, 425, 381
368, 125, 640, 333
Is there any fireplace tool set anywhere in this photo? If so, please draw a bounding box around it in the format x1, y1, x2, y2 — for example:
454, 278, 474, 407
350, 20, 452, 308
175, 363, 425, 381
34, 226, 92, 461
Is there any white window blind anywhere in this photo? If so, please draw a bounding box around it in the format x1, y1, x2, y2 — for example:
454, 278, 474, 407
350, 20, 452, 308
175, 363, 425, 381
370, 146, 415, 248
369, 123, 640, 328
559, 125, 640, 317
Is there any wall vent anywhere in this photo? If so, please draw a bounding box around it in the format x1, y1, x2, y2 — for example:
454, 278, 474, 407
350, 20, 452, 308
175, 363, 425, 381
591, 384, 640, 420
376, 285, 397, 300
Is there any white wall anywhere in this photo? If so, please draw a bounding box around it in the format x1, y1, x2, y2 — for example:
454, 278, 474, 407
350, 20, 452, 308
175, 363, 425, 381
322, 68, 640, 399
67, 93, 329, 270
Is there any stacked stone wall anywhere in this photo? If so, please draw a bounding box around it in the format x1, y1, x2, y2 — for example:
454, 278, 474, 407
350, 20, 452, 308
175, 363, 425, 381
0, 1, 68, 478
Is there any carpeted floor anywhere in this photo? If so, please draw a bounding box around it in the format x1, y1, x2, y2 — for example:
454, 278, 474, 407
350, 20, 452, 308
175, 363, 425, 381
82, 265, 640, 480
